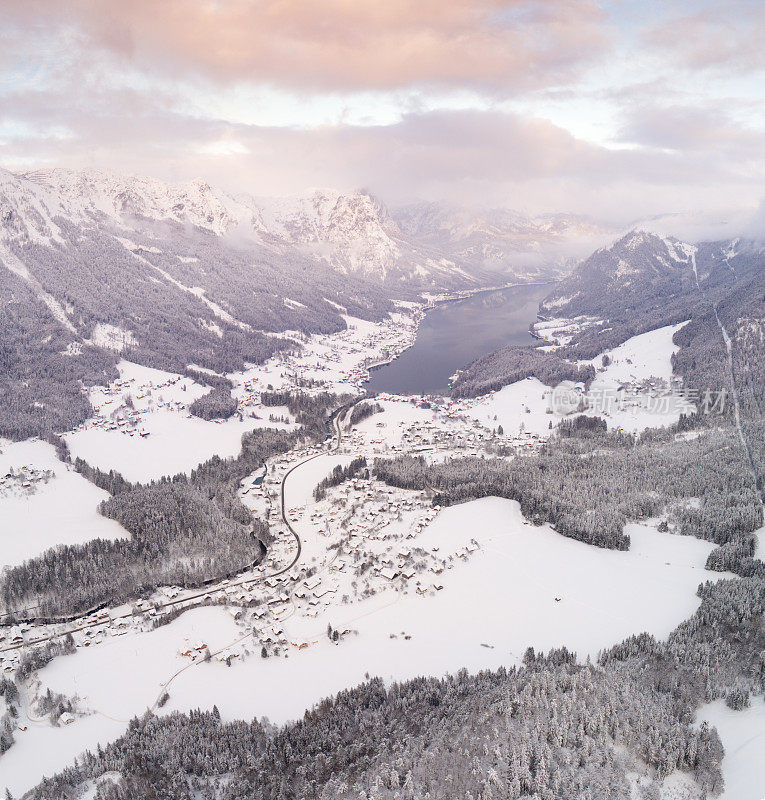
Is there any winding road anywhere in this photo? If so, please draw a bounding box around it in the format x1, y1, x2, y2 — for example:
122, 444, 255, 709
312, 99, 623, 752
0, 402, 354, 656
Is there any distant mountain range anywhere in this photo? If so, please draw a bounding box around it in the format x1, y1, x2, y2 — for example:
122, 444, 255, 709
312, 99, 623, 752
394, 201, 612, 279
3, 167, 761, 443
1, 168, 614, 288
541, 229, 764, 322
0, 166, 615, 440
0, 165, 618, 386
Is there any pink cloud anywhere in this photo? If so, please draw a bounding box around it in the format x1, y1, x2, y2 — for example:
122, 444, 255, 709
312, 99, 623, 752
2, 82, 761, 223
618, 104, 765, 160
3, 0, 608, 93
646, 1, 765, 73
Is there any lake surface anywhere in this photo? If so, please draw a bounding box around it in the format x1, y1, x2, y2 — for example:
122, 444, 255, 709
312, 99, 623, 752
366, 283, 552, 395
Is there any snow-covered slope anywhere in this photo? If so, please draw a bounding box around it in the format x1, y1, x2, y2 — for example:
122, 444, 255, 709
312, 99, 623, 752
540, 229, 764, 324
0, 168, 480, 287
540, 230, 698, 317
0, 167, 267, 244
394, 201, 616, 279
256, 188, 472, 284
0, 168, 404, 440
0, 168, 615, 287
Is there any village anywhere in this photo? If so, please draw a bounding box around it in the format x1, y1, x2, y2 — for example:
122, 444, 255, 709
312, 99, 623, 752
0, 383, 548, 685
0, 306, 691, 691
0, 297, 606, 732
0, 463, 54, 497
0, 292, 720, 800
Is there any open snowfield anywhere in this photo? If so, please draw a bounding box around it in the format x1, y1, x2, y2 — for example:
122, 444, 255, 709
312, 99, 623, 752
394, 325, 699, 446
464, 377, 563, 436
3, 497, 723, 797
698, 698, 765, 800
582, 323, 697, 432
586, 323, 687, 383
0, 608, 241, 797
348, 396, 437, 445
65, 360, 292, 482
284, 452, 356, 509
66, 412, 277, 483
0, 439, 127, 570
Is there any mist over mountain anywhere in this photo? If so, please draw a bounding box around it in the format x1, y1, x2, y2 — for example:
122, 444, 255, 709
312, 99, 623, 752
0, 165, 610, 441
393, 201, 617, 278
542, 229, 765, 321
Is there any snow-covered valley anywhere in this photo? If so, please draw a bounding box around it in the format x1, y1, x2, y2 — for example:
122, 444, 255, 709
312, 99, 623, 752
0, 306, 749, 798
0, 494, 723, 797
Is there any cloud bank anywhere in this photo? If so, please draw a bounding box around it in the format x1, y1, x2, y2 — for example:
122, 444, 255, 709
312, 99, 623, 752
1, 0, 764, 224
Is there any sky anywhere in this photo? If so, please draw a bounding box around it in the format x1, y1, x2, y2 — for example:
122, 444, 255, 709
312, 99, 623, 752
1, 0, 764, 224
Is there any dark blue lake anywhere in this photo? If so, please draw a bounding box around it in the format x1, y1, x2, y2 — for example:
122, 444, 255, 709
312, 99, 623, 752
365, 283, 552, 395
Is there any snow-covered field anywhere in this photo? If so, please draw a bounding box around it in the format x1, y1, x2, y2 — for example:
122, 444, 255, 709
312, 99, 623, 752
65, 360, 293, 483
284, 452, 357, 509
698, 698, 765, 800
0, 314, 751, 798
349, 396, 437, 446
1, 609, 240, 797
0, 439, 127, 570
441, 325, 696, 440
67, 412, 278, 484
1, 497, 722, 798
586, 324, 686, 384
464, 377, 562, 436
581, 323, 697, 432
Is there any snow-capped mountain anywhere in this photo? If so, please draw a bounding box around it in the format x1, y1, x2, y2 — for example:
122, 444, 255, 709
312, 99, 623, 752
1, 168, 605, 288
539, 230, 700, 317
255, 189, 472, 284
0, 168, 402, 408
538, 230, 764, 365
393, 201, 617, 280
1, 168, 268, 244
0, 169, 480, 287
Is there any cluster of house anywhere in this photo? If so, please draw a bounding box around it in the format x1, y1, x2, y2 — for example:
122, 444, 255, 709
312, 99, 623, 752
0, 464, 54, 496
339, 395, 546, 459
234, 307, 421, 399
74, 373, 194, 437
298, 467, 487, 605
532, 315, 602, 348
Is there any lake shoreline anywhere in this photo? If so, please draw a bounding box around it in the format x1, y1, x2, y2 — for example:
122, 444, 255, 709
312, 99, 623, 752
365, 281, 555, 396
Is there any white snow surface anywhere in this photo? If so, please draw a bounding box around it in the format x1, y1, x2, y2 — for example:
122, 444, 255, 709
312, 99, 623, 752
2, 498, 721, 797
465, 378, 563, 436
581, 323, 696, 432
585, 323, 686, 383
89, 323, 138, 352
463, 324, 694, 436
1, 609, 239, 797
65, 360, 291, 482
0, 439, 127, 570
698, 698, 765, 800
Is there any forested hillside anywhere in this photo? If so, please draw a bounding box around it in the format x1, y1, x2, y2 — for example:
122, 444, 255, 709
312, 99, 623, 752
30, 571, 765, 800
0, 427, 298, 619
0, 171, 400, 441
375, 421, 762, 556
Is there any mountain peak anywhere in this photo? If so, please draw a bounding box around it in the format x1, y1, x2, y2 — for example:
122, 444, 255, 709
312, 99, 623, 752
0, 168, 482, 287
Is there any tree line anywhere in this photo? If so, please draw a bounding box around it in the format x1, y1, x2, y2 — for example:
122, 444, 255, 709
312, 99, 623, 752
30, 571, 765, 800
374, 420, 762, 553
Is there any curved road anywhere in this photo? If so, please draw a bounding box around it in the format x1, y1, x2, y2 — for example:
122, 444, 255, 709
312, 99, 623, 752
0, 404, 353, 656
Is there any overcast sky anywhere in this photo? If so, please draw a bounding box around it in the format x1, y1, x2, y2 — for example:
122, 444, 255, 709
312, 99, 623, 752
2, 0, 764, 223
